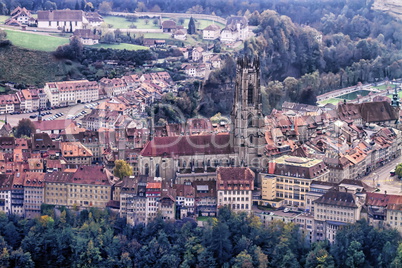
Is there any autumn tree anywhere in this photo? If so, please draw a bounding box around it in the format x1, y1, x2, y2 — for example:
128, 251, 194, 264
113, 160, 133, 180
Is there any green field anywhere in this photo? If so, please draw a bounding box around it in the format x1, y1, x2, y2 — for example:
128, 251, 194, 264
143, 32, 172, 39
318, 98, 342, 105
5, 30, 69, 51
103, 15, 159, 29
0, 15, 8, 24
373, 84, 389, 90
91, 43, 149, 50
0, 86, 5, 92
387, 91, 402, 99
182, 18, 225, 30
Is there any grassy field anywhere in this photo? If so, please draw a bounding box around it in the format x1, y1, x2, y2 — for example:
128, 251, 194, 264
197, 216, 216, 222
103, 15, 159, 29
5, 30, 69, 51
182, 18, 225, 30
386, 91, 402, 99
143, 32, 172, 39
91, 43, 149, 50
0, 15, 8, 24
318, 98, 342, 105
0, 86, 5, 92
373, 84, 389, 90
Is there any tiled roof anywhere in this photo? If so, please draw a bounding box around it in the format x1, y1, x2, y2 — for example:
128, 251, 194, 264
217, 167, 254, 191
313, 190, 358, 208
204, 24, 220, 31
38, 10, 84, 21
140, 134, 233, 157
33, 119, 75, 131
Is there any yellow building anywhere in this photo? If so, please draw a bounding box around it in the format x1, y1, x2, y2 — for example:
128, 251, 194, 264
261, 156, 329, 209
44, 166, 118, 209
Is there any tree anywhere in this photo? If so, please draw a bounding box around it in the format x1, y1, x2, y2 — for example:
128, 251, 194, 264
153, 18, 159, 27
15, 119, 36, 138
391, 243, 402, 268
187, 17, 196, 35
98, 1, 112, 14
43, 1, 57, 10
395, 163, 402, 178
233, 250, 253, 268
345, 241, 365, 268
113, 160, 133, 180
306, 241, 334, 268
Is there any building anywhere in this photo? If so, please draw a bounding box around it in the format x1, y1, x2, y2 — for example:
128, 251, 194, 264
313, 189, 364, 243
220, 16, 249, 43
60, 142, 93, 165
33, 119, 76, 135
5, 7, 34, 26
217, 167, 254, 212
73, 29, 100, 45
44, 165, 118, 208
23, 172, 45, 218
44, 80, 99, 107
99, 77, 128, 97
203, 24, 221, 40
261, 155, 329, 209
37, 10, 89, 32
0, 174, 13, 214
161, 20, 177, 33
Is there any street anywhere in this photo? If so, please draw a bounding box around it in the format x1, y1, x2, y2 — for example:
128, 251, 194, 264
361, 155, 402, 194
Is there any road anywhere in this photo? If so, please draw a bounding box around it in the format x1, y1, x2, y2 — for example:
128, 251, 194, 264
361, 155, 402, 194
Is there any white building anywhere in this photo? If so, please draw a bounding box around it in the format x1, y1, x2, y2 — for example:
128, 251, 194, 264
203, 24, 221, 40
44, 80, 99, 107
217, 167, 254, 213
220, 16, 249, 43
37, 10, 89, 32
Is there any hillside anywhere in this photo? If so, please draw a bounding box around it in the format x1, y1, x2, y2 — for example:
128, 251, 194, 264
0, 44, 74, 87
373, 0, 402, 20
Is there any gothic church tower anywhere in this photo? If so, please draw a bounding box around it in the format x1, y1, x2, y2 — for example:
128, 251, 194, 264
231, 56, 265, 167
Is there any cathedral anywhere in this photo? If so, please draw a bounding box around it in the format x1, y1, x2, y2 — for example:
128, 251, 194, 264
138, 56, 268, 180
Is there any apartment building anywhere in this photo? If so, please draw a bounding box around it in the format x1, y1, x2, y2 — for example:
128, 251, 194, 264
217, 167, 254, 213
44, 80, 99, 107
44, 166, 118, 209
262, 156, 329, 209
0, 174, 13, 214
313, 189, 364, 243
23, 172, 45, 218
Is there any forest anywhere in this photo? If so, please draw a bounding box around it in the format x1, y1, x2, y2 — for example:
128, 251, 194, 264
0, 206, 400, 267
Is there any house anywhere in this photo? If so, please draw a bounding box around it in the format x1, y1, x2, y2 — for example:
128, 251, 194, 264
174, 30, 186, 40
184, 65, 197, 77
203, 24, 221, 40
220, 16, 249, 43
73, 29, 100, 45
84, 12, 104, 27
192, 46, 204, 62
210, 54, 222, 69
161, 20, 177, 33
37, 10, 89, 32
99, 77, 128, 97
5, 7, 34, 26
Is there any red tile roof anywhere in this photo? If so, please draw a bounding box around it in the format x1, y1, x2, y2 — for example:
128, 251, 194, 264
140, 134, 233, 157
